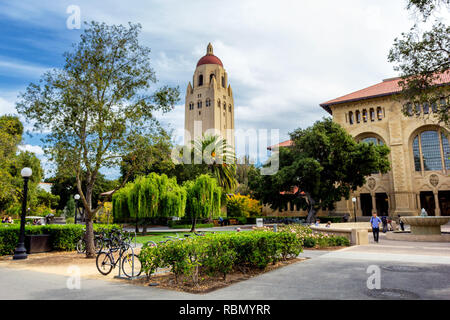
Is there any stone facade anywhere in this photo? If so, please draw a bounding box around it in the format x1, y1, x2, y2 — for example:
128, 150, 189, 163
263, 77, 449, 219
329, 91, 450, 219
184, 43, 235, 148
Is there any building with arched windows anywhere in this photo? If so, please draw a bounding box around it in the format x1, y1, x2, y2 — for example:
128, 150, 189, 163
184, 43, 235, 148
320, 74, 450, 219
264, 74, 449, 219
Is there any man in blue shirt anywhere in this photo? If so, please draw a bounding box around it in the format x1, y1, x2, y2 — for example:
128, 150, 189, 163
370, 212, 382, 243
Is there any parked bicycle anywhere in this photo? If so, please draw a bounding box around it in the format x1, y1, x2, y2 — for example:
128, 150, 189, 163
76, 231, 104, 254
96, 234, 141, 278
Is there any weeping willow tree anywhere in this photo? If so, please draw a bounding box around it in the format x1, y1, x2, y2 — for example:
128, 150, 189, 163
112, 173, 186, 233
184, 174, 222, 232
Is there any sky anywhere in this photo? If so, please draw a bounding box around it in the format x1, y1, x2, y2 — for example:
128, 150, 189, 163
0, 0, 433, 179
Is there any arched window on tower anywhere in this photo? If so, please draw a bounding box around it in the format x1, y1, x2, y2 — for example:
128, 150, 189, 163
217, 99, 220, 108
229, 105, 232, 112
198, 74, 203, 86
223, 102, 226, 110
197, 101, 202, 109
423, 103, 429, 114
349, 111, 354, 125
221, 76, 225, 88
206, 99, 211, 107
356, 110, 361, 123
189, 102, 194, 110
210, 74, 215, 83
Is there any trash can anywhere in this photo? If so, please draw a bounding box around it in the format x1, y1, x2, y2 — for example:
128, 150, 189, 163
25, 234, 52, 253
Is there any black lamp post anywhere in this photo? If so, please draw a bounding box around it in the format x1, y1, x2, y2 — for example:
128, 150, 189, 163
74, 194, 80, 224
13, 167, 32, 260
352, 197, 357, 223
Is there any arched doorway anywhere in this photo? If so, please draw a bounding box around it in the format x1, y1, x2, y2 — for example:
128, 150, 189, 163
420, 191, 435, 216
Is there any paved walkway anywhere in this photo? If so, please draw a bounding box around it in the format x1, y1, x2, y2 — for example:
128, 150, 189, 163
1, 232, 449, 300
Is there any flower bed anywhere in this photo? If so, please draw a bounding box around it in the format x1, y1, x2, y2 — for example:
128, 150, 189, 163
253, 225, 350, 248
138, 231, 303, 289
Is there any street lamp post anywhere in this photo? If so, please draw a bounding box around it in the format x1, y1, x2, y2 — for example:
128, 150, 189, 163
74, 194, 80, 224
13, 167, 32, 260
352, 197, 357, 223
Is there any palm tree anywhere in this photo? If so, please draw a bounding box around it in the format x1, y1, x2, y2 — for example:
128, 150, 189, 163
191, 135, 237, 193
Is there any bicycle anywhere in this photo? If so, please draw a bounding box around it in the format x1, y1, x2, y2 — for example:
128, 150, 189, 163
76, 232, 103, 254
96, 237, 142, 278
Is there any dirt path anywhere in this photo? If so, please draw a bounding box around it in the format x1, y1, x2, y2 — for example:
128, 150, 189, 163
0, 251, 136, 281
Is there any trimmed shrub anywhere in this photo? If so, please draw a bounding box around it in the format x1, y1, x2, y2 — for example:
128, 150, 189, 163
138, 231, 303, 285
0, 223, 121, 255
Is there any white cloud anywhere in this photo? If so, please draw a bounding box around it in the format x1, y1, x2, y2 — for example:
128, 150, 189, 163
3, 0, 448, 170
18, 144, 44, 155
0, 96, 16, 115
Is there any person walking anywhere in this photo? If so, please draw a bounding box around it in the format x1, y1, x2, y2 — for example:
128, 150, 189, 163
370, 212, 382, 243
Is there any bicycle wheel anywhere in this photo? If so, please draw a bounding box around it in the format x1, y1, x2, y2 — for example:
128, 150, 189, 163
96, 252, 114, 275
121, 253, 142, 278
76, 239, 86, 253
95, 238, 104, 253
144, 241, 157, 248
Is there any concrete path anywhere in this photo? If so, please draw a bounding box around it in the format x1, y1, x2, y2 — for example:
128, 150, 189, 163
1, 233, 449, 300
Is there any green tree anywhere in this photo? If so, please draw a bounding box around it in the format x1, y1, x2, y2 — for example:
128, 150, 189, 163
190, 135, 237, 193
112, 173, 186, 234
47, 168, 117, 211
184, 174, 222, 232
388, 0, 449, 126
0, 115, 24, 210
119, 127, 175, 182
249, 119, 391, 224
16, 22, 179, 257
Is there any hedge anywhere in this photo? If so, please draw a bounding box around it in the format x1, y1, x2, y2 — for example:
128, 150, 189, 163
169, 223, 214, 229
139, 231, 303, 285
0, 224, 121, 256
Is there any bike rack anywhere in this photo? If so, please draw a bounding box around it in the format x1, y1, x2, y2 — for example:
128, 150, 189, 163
114, 243, 143, 280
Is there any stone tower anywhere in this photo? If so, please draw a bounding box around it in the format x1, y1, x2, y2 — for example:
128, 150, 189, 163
184, 43, 235, 148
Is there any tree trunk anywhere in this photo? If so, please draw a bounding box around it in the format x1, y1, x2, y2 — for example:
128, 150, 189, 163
190, 216, 197, 233
142, 220, 147, 236
84, 186, 96, 258
85, 217, 95, 258
305, 193, 317, 224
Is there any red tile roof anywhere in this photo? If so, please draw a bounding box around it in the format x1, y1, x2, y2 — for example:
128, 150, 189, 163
267, 140, 294, 150
320, 72, 450, 114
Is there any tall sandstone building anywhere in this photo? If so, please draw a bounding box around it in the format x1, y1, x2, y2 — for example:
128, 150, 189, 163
184, 43, 235, 148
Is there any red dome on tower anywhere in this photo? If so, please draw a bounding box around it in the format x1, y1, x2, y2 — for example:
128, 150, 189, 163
196, 43, 223, 67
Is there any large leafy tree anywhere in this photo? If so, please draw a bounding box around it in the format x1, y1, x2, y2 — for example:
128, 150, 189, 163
119, 127, 175, 182
16, 22, 179, 257
0, 116, 43, 212
388, 0, 449, 126
249, 119, 391, 224
46, 168, 117, 211
0, 115, 23, 209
